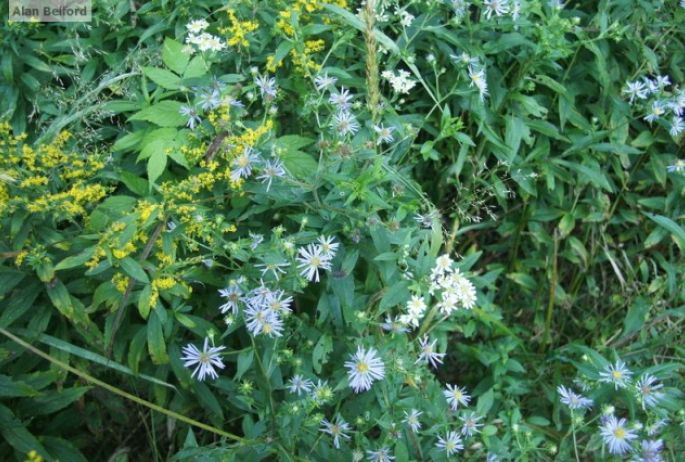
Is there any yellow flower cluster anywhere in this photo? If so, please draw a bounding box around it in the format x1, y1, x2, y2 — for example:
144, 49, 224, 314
0, 124, 108, 220
112, 272, 130, 293
219, 9, 259, 47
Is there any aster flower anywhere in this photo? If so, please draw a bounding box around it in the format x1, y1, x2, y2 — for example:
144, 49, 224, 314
231, 146, 260, 181
254, 74, 278, 98
331, 111, 360, 137
644, 101, 666, 123
635, 374, 665, 409
264, 289, 294, 315
329, 88, 354, 111
255, 260, 290, 280
436, 431, 464, 456
249, 232, 264, 250
403, 409, 423, 432
444, 384, 471, 410
382, 316, 411, 333
482, 0, 509, 19
288, 374, 313, 396
181, 337, 226, 381
599, 415, 638, 455
460, 411, 484, 436
623, 81, 648, 104
179, 104, 202, 129
311, 380, 333, 403
632, 439, 664, 462
647, 419, 669, 436
344, 345, 385, 393
557, 385, 593, 410
244, 304, 274, 336
320, 415, 352, 449
218, 283, 243, 314
415, 335, 445, 368
255, 159, 286, 191
366, 447, 394, 462
296, 244, 332, 282
468, 66, 489, 101
373, 124, 395, 144
196, 89, 221, 111
314, 73, 338, 90
451, 52, 479, 66
667, 159, 685, 173
599, 359, 633, 390
670, 116, 684, 137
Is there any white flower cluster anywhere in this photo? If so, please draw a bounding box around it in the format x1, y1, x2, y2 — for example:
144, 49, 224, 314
622, 75, 685, 136
185, 19, 225, 52
429, 254, 477, 313
450, 52, 488, 101
381, 69, 417, 94
218, 277, 293, 338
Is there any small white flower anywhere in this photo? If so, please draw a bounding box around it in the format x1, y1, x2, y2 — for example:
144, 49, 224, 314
344, 345, 386, 393
403, 409, 423, 432
180, 104, 202, 129
635, 374, 665, 409
255, 260, 290, 280
186, 19, 209, 34
331, 111, 360, 137
599, 415, 638, 455
231, 146, 261, 182
557, 385, 593, 410
320, 415, 352, 449
366, 447, 394, 462
633, 439, 664, 462
317, 235, 339, 259
314, 73, 338, 90
482, 0, 509, 20
296, 244, 333, 282
288, 374, 313, 396
329, 87, 354, 111
460, 411, 484, 436
644, 101, 665, 123
599, 359, 633, 390
415, 335, 445, 368
197, 89, 221, 111
436, 431, 464, 456
181, 337, 226, 381
468, 66, 488, 101
670, 116, 684, 137
623, 81, 648, 104
254, 74, 278, 98
373, 124, 395, 144
444, 384, 471, 410
264, 289, 294, 315
435, 254, 454, 272
249, 232, 264, 250
667, 159, 685, 173
256, 159, 286, 192
407, 295, 426, 314
218, 283, 243, 314
382, 316, 411, 333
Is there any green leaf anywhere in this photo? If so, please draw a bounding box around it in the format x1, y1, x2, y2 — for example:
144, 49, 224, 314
54, 248, 95, 271
183, 56, 209, 79
138, 284, 153, 320
143, 66, 181, 90
16, 386, 90, 416
89, 195, 137, 231
312, 334, 332, 374
0, 267, 25, 297
112, 131, 145, 153
0, 375, 38, 397
477, 388, 495, 414
644, 213, 685, 252
0, 404, 50, 460
147, 149, 168, 185
553, 159, 613, 192
148, 309, 169, 365
162, 38, 189, 75
120, 171, 149, 196
129, 101, 187, 127
378, 281, 410, 311
120, 256, 150, 284
280, 150, 318, 180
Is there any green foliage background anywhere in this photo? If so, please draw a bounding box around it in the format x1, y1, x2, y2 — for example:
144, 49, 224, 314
0, 0, 684, 460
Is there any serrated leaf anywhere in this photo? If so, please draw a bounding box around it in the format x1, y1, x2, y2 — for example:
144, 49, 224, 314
129, 101, 187, 127
162, 38, 189, 75
120, 171, 149, 196
280, 150, 317, 179
112, 131, 145, 152
183, 56, 209, 79
0, 375, 38, 397
143, 67, 181, 90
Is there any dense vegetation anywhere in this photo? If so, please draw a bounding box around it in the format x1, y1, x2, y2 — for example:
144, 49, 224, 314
1, 0, 684, 461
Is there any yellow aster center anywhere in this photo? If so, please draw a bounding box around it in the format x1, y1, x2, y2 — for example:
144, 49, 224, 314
612, 371, 622, 379
263, 323, 272, 334
614, 428, 626, 439
454, 391, 462, 399
311, 256, 321, 267
357, 362, 369, 373
199, 352, 211, 364
238, 156, 249, 167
